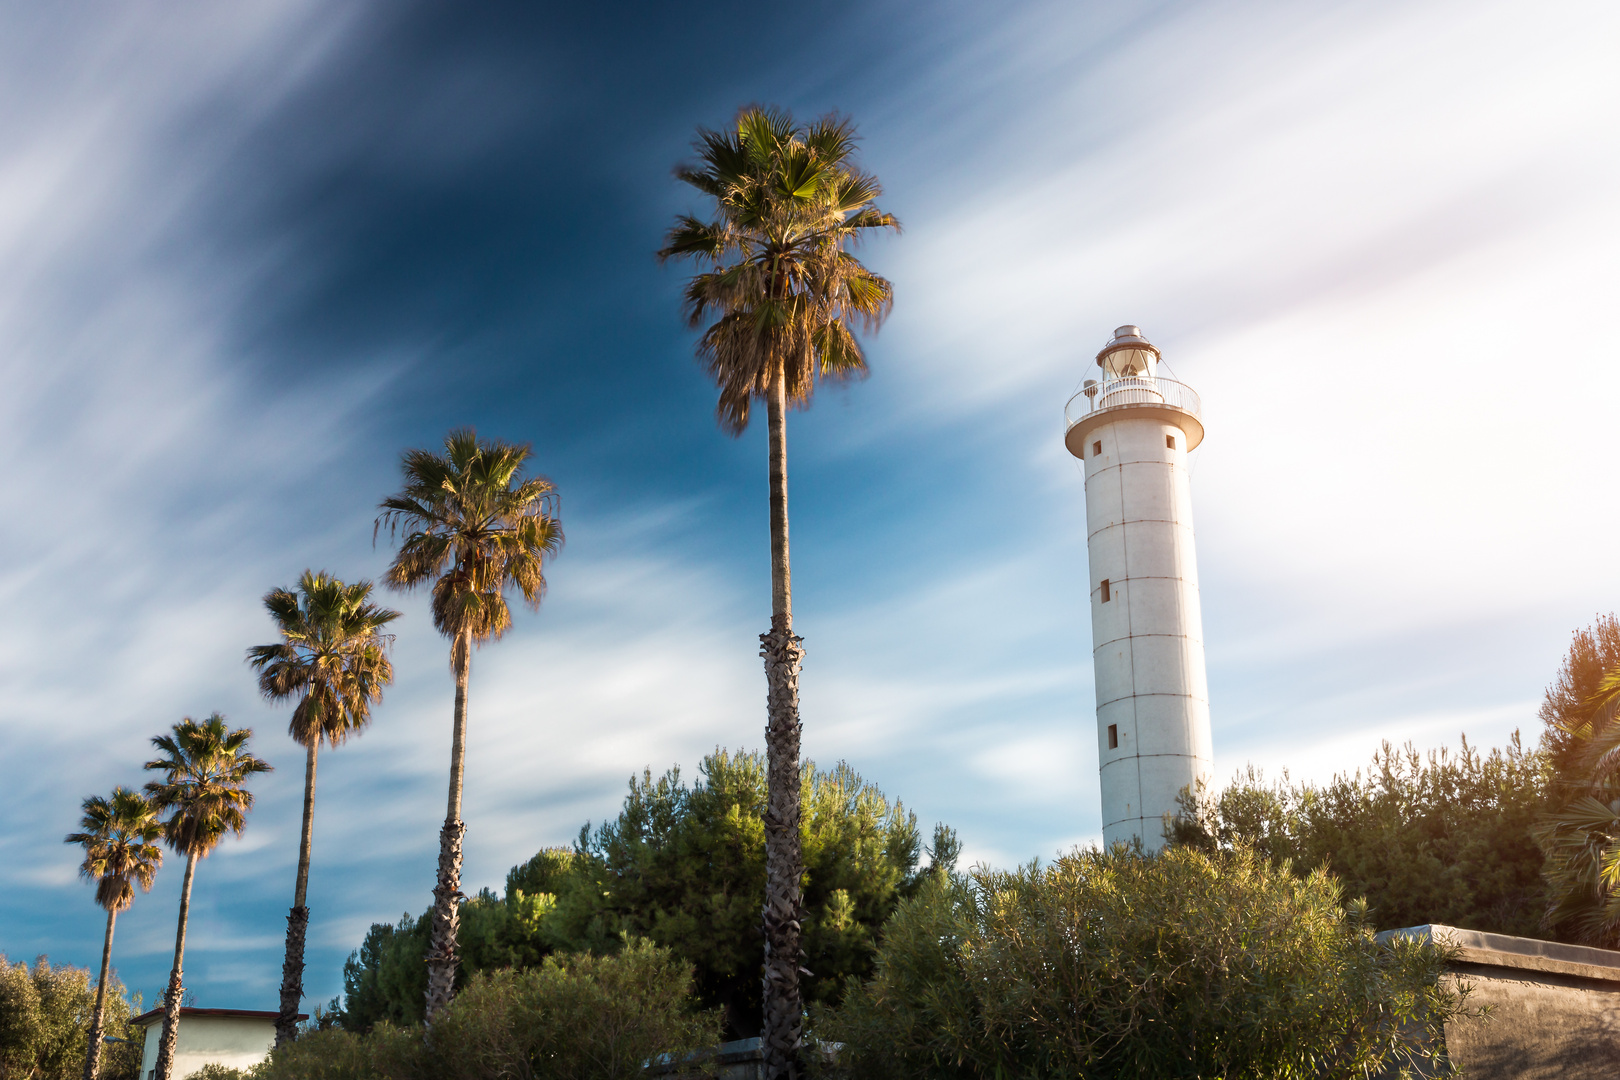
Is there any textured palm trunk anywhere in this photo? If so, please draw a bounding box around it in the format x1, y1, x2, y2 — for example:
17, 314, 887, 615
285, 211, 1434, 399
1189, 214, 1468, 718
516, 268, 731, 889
275, 740, 319, 1048
82, 907, 116, 1080
759, 370, 806, 1080
154, 850, 198, 1080
424, 634, 471, 1025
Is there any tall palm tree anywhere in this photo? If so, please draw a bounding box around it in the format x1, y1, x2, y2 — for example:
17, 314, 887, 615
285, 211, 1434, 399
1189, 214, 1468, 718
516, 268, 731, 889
64, 787, 163, 1080
375, 428, 562, 1022
658, 105, 898, 1079
143, 715, 271, 1080
247, 570, 399, 1047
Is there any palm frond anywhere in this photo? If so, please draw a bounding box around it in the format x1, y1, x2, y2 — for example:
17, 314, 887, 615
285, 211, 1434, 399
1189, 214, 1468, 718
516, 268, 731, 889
657, 215, 739, 264
802, 113, 859, 162
813, 319, 868, 380
736, 106, 796, 164
843, 206, 902, 236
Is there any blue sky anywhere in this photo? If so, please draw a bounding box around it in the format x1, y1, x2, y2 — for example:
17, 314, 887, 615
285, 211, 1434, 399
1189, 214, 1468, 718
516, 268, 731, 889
3, 0, 1618, 1011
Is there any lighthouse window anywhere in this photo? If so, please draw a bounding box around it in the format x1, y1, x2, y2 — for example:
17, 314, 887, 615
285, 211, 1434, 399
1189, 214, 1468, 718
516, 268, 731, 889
1100, 579, 1111, 603
1166, 435, 1176, 449
1092, 440, 1102, 456
1107, 724, 1118, 750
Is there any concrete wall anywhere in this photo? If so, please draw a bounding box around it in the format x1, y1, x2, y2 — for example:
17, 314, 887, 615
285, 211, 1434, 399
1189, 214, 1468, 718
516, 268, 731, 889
1383, 924, 1620, 1079
136, 1014, 276, 1079
1079, 410, 1212, 849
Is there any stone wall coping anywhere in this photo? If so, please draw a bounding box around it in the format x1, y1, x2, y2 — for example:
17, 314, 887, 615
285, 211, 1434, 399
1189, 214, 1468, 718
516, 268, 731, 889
1379, 923, 1620, 985
715, 1038, 763, 1063
127, 1007, 303, 1028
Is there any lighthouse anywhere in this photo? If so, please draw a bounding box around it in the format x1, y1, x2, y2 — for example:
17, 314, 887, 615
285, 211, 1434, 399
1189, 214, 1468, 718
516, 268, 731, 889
1064, 326, 1213, 850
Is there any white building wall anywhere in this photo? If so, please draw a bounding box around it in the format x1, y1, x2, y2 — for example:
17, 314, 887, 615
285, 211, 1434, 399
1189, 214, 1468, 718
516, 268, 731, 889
1082, 412, 1213, 849
137, 1016, 277, 1080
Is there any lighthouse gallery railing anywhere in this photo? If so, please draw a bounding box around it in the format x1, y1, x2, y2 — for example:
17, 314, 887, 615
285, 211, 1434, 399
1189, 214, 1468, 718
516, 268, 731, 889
1064, 376, 1202, 428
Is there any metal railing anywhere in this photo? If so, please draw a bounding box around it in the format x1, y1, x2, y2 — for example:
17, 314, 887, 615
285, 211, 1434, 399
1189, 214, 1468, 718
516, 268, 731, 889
1064, 375, 1201, 427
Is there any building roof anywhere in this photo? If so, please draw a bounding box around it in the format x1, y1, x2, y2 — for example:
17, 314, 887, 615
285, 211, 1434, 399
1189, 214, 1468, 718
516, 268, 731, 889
130, 1007, 306, 1028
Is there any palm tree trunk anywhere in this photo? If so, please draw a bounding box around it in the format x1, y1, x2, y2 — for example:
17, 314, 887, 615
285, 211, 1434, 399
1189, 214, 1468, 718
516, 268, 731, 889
154, 850, 198, 1080
759, 368, 806, 1080
275, 740, 319, 1048
81, 907, 116, 1080
424, 633, 471, 1025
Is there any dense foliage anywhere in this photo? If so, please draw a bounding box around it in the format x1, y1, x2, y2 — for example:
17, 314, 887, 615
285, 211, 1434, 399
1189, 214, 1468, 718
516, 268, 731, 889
814, 846, 1469, 1080
1533, 614, 1620, 943
1537, 613, 1620, 778
1171, 617, 1620, 947
337, 864, 565, 1033
0, 955, 144, 1080
263, 941, 715, 1080
553, 751, 944, 1036
1168, 734, 1552, 936
338, 751, 949, 1038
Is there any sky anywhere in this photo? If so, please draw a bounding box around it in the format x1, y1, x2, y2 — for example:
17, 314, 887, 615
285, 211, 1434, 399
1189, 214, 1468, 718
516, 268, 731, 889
2, 0, 1618, 1012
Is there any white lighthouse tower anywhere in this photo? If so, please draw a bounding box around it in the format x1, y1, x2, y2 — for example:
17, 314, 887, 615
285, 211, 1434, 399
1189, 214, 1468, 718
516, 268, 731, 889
1064, 325, 1213, 850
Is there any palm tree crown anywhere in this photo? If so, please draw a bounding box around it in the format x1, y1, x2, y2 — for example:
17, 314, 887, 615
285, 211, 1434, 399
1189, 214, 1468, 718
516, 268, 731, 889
143, 714, 272, 858
247, 570, 399, 749
376, 428, 563, 671
65, 788, 163, 915
658, 106, 899, 433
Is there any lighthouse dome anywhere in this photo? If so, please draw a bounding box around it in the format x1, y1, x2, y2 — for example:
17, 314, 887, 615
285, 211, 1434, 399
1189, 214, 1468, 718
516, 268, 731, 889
1096, 324, 1161, 379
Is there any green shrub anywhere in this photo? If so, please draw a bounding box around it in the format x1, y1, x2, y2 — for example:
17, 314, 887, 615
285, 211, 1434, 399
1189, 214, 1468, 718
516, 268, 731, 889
255, 1023, 420, 1080
422, 939, 718, 1079
815, 845, 1471, 1080
182, 1065, 254, 1080
0, 955, 144, 1080
1170, 734, 1552, 937
262, 940, 716, 1080
336, 917, 426, 1032
337, 865, 567, 1033
549, 750, 942, 1036
339, 752, 950, 1039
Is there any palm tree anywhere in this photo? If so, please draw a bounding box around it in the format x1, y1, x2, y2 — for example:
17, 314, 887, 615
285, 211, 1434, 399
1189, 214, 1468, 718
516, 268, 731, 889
1537, 794, 1620, 941
143, 714, 271, 1080
375, 428, 562, 1022
247, 570, 399, 1047
1536, 665, 1620, 942
64, 787, 163, 1080
657, 106, 898, 1078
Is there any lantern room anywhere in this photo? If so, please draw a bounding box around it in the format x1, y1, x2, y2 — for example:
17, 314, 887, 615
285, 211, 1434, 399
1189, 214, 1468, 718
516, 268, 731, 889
1095, 325, 1160, 380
